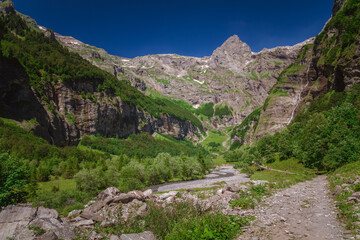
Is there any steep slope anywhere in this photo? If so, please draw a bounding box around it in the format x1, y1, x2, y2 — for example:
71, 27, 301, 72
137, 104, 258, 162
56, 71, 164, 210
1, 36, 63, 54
232, 0, 360, 145
0, 2, 202, 146
52, 29, 312, 129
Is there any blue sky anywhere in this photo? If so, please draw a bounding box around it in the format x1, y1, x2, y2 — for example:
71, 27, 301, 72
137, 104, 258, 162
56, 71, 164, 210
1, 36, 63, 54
12, 0, 333, 58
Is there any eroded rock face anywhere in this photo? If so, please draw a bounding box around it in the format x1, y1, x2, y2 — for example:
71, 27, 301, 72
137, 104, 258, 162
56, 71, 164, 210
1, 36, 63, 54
0, 205, 75, 240
0, 56, 200, 145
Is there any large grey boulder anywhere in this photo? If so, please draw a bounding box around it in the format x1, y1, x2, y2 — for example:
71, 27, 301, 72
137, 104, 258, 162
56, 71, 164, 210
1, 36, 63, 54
0, 205, 75, 240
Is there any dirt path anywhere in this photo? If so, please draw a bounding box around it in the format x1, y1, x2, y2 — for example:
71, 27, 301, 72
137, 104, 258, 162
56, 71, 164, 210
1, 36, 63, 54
239, 176, 345, 240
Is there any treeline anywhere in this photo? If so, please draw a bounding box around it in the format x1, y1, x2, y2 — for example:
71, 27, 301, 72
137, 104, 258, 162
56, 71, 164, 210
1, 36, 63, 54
0, 118, 211, 208
0, 12, 203, 132
80, 133, 207, 158
227, 84, 360, 172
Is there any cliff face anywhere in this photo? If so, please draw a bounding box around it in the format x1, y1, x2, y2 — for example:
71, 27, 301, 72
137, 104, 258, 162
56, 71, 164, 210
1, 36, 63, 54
0, 54, 200, 145
0, 2, 201, 145
235, 0, 360, 144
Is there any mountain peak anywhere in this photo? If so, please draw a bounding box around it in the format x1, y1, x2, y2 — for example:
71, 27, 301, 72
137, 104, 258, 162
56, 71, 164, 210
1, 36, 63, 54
209, 35, 252, 73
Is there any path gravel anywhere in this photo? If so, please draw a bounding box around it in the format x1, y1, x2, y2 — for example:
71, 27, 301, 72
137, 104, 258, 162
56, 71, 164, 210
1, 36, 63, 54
151, 166, 249, 192
239, 176, 345, 240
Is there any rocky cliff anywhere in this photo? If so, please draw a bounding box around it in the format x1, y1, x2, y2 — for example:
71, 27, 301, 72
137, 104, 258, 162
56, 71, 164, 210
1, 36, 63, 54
233, 0, 360, 145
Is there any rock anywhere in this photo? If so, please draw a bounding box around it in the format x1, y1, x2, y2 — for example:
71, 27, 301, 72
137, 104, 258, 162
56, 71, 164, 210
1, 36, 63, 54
136, 204, 148, 217
73, 219, 95, 227
225, 184, 241, 192
128, 190, 145, 202
166, 196, 176, 203
332, 185, 342, 195
68, 209, 82, 218
36, 232, 59, 240
97, 187, 121, 202
158, 191, 178, 200
222, 191, 239, 200
120, 231, 156, 240
110, 235, 121, 240
107, 193, 137, 205
216, 188, 225, 195
344, 187, 352, 192
143, 189, 153, 199
342, 183, 350, 188
37, 206, 59, 219
80, 202, 105, 222
0, 205, 75, 240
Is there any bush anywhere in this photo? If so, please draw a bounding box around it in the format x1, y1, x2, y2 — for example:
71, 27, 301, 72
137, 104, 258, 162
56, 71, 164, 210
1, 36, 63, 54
0, 153, 29, 207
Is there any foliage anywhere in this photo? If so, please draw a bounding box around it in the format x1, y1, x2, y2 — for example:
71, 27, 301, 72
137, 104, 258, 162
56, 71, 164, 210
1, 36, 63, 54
214, 104, 232, 117
80, 132, 207, 158
0, 153, 29, 207
314, 0, 360, 68
102, 201, 250, 240
229, 84, 360, 171
231, 107, 262, 144
195, 102, 214, 118
328, 161, 360, 232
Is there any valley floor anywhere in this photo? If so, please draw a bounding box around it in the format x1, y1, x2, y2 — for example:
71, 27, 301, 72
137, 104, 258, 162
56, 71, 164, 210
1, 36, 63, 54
151, 165, 249, 192
239, 176, 345, 240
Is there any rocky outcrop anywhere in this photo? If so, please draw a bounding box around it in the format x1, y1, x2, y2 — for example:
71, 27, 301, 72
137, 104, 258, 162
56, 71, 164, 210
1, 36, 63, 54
0, 204, 75, 240
209, 35, 252, 73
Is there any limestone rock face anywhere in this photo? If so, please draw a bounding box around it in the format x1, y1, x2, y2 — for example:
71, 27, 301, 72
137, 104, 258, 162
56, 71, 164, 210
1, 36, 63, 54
0, 55, 200, 146
0, 205, 75, 240
209, 35, 252, 73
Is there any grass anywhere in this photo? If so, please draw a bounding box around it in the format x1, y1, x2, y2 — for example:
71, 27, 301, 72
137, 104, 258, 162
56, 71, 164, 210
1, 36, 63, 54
98, 200, 251, 239
250, 159, 315, 188
199, 130, 228, 153
328, 161, 360, 233
38, 177, 76, 192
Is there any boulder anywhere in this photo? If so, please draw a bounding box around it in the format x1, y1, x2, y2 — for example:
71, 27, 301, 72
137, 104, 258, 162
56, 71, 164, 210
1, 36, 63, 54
128, 190, 145, 202
97, 187, 121, 202
225, 184, 241, 192
37, 206, 59, 219
80, 202, 105, 222
143, 189, 153, 199
222, 191, 239, 200
68, 209, 82, 218
158, 191, 178, 200
106, 193, 136, 205
0, 205, 75, 240
73, 219, 95, 227
120, 231, 156, 240
36, 232, 59, 240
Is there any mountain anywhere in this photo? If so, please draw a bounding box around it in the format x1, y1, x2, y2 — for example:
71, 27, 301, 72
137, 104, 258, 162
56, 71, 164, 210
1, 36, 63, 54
231, 0, 360, 145
49, 28, 313, 131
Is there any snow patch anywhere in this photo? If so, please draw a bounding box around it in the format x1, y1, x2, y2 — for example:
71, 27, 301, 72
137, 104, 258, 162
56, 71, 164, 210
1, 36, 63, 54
122, 59, 130, 62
